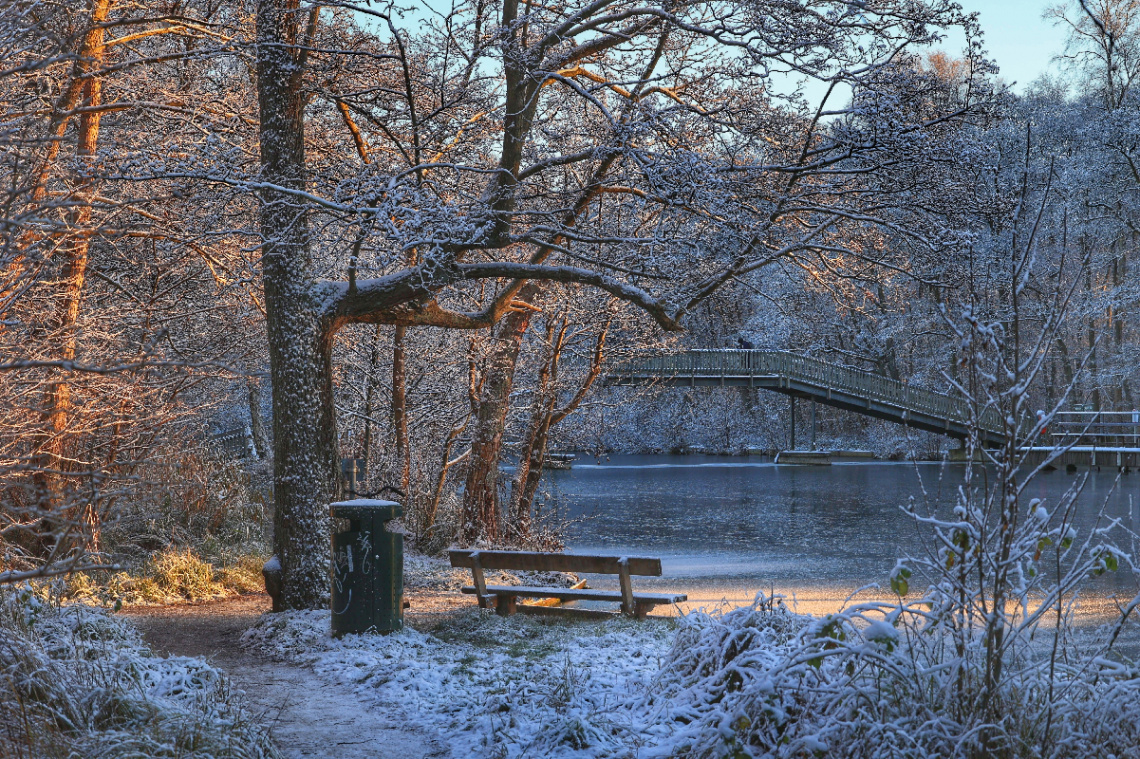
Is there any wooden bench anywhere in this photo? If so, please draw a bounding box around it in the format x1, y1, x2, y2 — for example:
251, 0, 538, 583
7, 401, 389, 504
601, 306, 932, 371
448, 549, 686, 619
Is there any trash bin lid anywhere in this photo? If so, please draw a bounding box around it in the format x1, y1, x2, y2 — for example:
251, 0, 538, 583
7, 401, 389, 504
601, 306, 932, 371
330, 499, 402, 520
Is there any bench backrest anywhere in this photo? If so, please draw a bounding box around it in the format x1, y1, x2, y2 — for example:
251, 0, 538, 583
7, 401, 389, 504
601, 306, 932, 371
448, 549, 662, 576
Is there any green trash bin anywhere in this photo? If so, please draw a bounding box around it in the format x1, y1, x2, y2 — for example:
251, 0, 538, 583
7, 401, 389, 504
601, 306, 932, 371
330, 499, 403, 637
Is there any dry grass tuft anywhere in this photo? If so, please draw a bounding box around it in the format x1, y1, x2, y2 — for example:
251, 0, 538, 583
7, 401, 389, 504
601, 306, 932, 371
67, 548, 267, 606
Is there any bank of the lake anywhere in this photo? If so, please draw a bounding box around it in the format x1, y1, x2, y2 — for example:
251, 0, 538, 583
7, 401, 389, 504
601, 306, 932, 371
545, 455, 1140, 621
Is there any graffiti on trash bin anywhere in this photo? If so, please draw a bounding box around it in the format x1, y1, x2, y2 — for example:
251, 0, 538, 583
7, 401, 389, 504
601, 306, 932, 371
332, 530, 374, 615
358, 531, 373, 576
332, 589, 352, 615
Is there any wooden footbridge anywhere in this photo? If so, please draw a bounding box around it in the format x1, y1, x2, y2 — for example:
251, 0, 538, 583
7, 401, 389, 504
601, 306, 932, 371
606, 350, 1006, 446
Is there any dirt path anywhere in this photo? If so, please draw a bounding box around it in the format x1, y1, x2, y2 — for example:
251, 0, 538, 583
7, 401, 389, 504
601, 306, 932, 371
124, 594, 445, 759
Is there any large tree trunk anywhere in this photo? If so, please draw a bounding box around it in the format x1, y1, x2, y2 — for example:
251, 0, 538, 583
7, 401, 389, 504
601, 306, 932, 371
257, 0, 338, 610
459, 286, 538, 544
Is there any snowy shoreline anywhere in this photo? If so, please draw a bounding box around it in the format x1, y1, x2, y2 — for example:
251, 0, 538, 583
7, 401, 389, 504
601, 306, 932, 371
233, 555, 1140, 758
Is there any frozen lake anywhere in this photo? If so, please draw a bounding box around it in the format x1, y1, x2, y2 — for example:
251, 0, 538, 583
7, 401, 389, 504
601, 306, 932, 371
545, 455, 1140, 618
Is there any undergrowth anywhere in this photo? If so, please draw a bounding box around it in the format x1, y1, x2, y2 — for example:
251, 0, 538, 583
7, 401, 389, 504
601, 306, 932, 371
62, 450, 272, 606
639, 590, 1140, 759
0, 589, 277, 758
66, 548, 266, 606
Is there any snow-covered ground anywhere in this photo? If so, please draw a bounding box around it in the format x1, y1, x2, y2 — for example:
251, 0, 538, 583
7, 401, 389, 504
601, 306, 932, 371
10, 547, 1133, 758
239, 564, 852, 759
242, 588, 1140, 759
243, 606, 680, 757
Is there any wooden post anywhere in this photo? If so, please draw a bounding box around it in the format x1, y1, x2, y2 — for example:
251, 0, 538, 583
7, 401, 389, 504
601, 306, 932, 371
496, 594, 517, 616
618, 557, 634, 615
470, 552, 491, 609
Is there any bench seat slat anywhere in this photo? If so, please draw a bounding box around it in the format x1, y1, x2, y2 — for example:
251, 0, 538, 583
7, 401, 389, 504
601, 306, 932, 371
460, 585, 685, 604
516, 605, 618, 620
448, 549, 661, 576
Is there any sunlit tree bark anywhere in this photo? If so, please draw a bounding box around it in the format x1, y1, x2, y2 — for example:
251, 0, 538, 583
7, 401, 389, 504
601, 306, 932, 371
30, 0, 112, 551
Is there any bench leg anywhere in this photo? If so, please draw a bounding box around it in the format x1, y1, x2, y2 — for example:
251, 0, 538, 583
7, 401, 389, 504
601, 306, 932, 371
495, 594, 517, 617
635, 600, 653, 619
618, 558, 634, 615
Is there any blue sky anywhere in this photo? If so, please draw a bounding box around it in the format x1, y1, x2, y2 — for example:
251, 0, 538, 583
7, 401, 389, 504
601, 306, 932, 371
365, 2, 1075, 94
956, 1, 1071, 90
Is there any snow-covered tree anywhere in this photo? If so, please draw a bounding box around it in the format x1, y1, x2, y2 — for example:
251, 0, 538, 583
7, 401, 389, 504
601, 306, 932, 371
251, 0, 996, 606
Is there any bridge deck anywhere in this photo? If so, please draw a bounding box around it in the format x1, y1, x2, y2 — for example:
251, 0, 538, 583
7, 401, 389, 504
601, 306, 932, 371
606, 350, 1005, 445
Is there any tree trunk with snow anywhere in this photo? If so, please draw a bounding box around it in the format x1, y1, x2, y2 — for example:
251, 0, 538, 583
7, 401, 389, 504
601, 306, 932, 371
392, 325, 411, 494
256, 0, 339, 610
507, 318, 608, 541
361, 325, 381, 478
248, 378, 269, 459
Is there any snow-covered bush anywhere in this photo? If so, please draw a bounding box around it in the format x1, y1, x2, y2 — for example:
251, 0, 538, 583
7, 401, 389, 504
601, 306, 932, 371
0, 594, 276, 758
632, 584, 1140, 758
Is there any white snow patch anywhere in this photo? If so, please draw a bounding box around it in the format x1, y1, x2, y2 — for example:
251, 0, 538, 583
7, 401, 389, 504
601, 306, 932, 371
244, 609, 677, 757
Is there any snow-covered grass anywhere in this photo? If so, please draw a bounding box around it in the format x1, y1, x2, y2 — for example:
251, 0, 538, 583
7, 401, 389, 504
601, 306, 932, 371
244, 588, 1140, 759
0, 588, 276, 758
647, 597, 1140, 758
244, 605, 678, 758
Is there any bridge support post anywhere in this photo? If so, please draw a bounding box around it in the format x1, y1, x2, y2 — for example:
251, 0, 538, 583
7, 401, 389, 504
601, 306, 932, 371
811, 401, 817, 451
789, 396, 796, 450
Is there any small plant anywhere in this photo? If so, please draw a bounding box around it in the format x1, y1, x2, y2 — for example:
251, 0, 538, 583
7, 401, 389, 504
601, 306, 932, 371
545, 654, 582, 708
145, 548, 217, 601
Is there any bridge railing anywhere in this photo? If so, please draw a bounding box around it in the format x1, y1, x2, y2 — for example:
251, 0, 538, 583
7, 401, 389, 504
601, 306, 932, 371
211, 425, 256, 459
1049, 411, 1140, 447
611, 350, 1005, 435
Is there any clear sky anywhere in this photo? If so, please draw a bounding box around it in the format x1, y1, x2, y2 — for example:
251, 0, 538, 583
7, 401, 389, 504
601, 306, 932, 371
955, 1, 1072, 91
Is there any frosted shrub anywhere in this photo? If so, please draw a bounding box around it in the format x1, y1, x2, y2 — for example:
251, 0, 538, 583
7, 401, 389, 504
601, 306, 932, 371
639, 587, 1140, 758
0, 596, 277, 758
646, 598, 820, 757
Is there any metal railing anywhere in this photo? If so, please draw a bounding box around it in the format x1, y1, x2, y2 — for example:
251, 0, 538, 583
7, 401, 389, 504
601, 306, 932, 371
610, 350, 1005, 436
1048, 411, 1140, 448
211, 425, 257, 458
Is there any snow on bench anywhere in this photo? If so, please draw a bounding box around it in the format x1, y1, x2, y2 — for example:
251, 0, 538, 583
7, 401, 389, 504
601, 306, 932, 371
447, 549, 686, 619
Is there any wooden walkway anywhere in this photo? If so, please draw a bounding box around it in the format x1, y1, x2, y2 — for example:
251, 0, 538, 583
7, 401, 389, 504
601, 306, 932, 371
606, 350, 1005, 445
